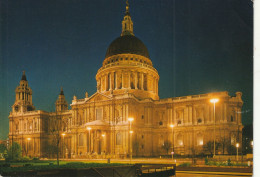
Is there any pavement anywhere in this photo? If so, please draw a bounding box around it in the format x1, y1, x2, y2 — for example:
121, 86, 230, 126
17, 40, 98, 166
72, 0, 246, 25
176, 171, 252, 177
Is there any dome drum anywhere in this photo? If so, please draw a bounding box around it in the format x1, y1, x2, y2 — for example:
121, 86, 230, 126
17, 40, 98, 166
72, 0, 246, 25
96, 67, 159, 100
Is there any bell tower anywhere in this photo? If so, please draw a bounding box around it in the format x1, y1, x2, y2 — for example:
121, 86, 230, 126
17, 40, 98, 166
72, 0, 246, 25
12, 71, 35, 113
55, 87, 68, 112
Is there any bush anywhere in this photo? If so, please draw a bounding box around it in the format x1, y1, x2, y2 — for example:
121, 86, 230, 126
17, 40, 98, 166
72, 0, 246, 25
227, 158, 231, 166
32, 157, 40, 161
20, 156, 31, 162
5, 142, 22, 161
178, 162, 191, 167
205, 157, 208, 165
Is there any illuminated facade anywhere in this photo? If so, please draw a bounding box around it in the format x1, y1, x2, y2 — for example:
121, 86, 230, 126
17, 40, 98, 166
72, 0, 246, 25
9, 2, 243, 158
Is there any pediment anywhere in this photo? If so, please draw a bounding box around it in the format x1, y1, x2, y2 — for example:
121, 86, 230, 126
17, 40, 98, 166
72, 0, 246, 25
86, 92, 112, 102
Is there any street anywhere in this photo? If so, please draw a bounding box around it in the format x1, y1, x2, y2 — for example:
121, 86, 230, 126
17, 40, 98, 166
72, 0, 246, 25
176, 171, 252, 177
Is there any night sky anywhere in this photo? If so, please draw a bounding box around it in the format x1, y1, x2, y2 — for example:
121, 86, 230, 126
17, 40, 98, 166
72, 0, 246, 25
0, 0, 253, 140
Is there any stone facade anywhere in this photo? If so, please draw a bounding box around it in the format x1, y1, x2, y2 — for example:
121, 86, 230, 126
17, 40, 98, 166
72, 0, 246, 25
8, 2, 243, 158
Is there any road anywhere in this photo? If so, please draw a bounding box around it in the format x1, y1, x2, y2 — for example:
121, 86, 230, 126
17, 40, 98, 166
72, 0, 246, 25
176, 171, 252, 177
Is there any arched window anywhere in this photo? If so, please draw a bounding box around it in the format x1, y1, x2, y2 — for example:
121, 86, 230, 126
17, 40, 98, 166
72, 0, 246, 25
177, 120, 182, 125
197, 118, 202, 124
197, 133, 203, 146
159, 121, 163, 126
177, 134, 183, 146
79, 134, 84, 146
116, 132, 122, 145
231, 115, 234, 122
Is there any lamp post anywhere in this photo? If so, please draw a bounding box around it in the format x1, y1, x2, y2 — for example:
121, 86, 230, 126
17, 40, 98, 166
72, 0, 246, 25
210, 98, 219, 157
128, 117, 134, 163
62, 133, 66, 159
87, 127, 92, 153
170, 124, 174, 160
236, 143, 239, 161
26, 138, 31, 156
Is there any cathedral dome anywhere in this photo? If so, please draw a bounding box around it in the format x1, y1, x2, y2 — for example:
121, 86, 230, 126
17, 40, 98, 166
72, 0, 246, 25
105, 35, 150, 59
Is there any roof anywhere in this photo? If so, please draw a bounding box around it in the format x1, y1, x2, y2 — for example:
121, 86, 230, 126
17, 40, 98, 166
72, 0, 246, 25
105, 35, 150, 58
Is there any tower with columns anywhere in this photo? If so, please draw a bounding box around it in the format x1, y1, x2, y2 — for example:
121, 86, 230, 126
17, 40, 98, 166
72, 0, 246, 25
55, 88, 68, 112
12, 71, 35, 113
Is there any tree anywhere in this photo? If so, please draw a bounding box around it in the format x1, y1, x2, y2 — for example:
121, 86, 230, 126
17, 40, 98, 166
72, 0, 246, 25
203, 141, 220, 156
227, 144, 236, 155
49, 112, 62, 165
162, 140, 172, 155
0, 143, 7, 159
133, 140, 139, 156
219, 138, 229, 155
6, 142, 22, 161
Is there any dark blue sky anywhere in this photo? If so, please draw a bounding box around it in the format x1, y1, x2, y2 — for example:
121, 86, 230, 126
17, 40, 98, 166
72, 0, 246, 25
0, 0, 253, 139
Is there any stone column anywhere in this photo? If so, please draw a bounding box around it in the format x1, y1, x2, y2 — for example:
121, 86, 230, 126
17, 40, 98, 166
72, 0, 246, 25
141, 73, 144, 90
109, 73, 112, 91
122, 71, 124, 89
86, 108, 89, 123
128, 71, 131, 89
100, 76, 103, 92
84, 109, 87, 123
115, 72, 117, 90
188, 106, 192, 124
134, 72, 137, 89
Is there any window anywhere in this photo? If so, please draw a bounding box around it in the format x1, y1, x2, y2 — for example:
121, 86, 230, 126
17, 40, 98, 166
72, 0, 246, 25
197, 118, 202, 124
197, 134, 203, 146
159, 121, 163, 125
231, 116, 234, 122
141, 115, 144, 119
142, 145, 144, 149
142, 135, 144, 139
177, 120, 182, 125
15, 106, 19, 112
116, 133, 122, 145
177, 134, 183, 146
96, 109, 103, 120
79, 134, 84, 146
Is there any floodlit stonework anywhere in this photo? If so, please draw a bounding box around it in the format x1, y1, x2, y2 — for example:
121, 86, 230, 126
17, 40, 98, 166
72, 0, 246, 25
9, 2, 243, 158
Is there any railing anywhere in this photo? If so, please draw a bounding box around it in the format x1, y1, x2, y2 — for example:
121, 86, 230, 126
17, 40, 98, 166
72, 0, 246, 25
135, 163, 176, 177
97, 62, 158, 73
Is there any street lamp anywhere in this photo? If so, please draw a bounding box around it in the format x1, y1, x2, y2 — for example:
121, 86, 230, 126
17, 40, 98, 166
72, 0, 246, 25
27, 138, 31, 156
128, 117, 134, 163
62, 133, 66, 159
236, 143, 239, 161
87, 127, 92, 153
170, 124, 174, 160
251, 140, 253, 154
210, 98, 219, 157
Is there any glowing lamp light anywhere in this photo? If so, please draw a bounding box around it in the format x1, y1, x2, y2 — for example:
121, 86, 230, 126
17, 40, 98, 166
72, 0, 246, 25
251, 141, 253, 146
62, 133, 66, 136
128, 117, 134, 122
236, 143, 239, 148
210, 98, 219, 103
87, 127, 92, 131
170, 124, 174, 128
102, 134, 105, 137
130, 130, 134, 134
200, 141, 203, 145
27, 138, 31, 141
